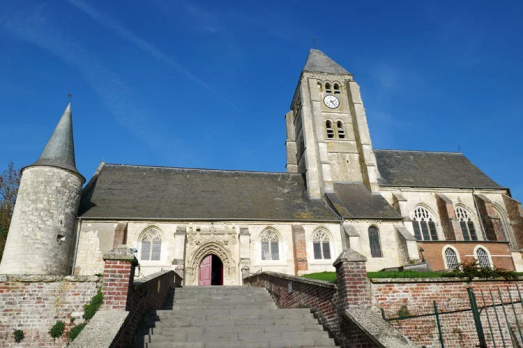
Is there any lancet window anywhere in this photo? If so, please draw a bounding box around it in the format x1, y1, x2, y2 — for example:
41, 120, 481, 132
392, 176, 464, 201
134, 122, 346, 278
261, 229, 280, 261
312, 230, 331, 259
140, 229, 162, 261
411, 206, 438, 241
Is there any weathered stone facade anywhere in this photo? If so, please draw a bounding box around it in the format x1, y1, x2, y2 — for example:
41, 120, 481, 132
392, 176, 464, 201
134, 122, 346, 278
0, 166, 83, 275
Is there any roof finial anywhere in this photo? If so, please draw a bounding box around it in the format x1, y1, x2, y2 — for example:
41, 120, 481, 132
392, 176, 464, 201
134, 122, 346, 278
68, 93, 72, 104
458, 145, 462, 153
312, 36, 317, 49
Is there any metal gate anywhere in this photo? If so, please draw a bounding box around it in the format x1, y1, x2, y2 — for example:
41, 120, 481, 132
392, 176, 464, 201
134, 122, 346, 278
380, 285, 523, 347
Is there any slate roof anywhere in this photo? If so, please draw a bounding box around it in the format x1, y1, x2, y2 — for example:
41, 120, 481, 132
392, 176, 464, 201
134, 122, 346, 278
326, 183, 401, 220
78, 164, 339, 221
303, 49, 351, 75
27, 103, 84, 181
374, 149, 504, 189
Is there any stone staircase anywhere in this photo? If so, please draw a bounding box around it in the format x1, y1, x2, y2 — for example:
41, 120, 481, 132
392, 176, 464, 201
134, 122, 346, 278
136, 286, 339, 348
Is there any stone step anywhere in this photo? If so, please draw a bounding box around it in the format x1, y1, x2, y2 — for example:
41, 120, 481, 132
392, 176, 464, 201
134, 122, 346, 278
146, 341, 336, 348
148, 317, 321, 328
145, 323, 325, 336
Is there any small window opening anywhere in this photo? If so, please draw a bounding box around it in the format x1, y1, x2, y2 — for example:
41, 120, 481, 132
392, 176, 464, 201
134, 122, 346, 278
317, 82, 322, 93
57, 234, 66, 242
334, 83, 340, 94
337, 121, 345, 139
325, 83, 332, 94
326, 120, 334, 139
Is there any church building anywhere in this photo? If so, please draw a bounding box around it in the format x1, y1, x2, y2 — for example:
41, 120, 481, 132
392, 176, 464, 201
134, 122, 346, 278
1, 49, 522, 285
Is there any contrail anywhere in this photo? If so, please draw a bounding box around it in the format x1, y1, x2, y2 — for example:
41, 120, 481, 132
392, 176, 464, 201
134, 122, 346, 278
67, 0, 241, 112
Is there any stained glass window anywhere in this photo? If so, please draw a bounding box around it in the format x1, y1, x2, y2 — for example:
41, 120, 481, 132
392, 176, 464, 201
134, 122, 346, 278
313, 230, 331, 259
455, 207, 477, 241
411, 207, 439, 241
140, 229, 162, 261
476, 248, 491, 268
368, 227, 382, 258
444, 248, 459, 269
261, 229, 280, 261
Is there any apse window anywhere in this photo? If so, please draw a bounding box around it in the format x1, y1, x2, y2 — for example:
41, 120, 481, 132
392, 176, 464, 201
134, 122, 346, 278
368, 226, 382, 258
261, 229, 280, 261
312, 230, 331, 259
140, 229, 162, 261
411, 206, 438, 241
476, 247, 491, 268
444, 247, 460, 269
455, 207, 477, 241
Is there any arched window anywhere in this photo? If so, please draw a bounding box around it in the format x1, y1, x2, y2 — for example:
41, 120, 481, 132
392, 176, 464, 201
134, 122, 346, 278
336, 121, 345, 139
368, 226, 382, 258
312, 230, 331, 259
411, 206, 438, 241
476, 247, 491, 268
455, 207, 477, 241
261, 229, 279, 261
140, 229, 162, 261
317, 82, 323, 93
333, 83, 340, 94
444, 247, 459, 269
325, 83, 332, 94
326, 120, 334, 139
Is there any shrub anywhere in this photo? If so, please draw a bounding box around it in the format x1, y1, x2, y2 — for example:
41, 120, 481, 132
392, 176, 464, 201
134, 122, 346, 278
67, 323, 86, 342
83, 288, 103, 320
49, 321, 65, 339
442, 260, 518, 281
13, 329, 24, 343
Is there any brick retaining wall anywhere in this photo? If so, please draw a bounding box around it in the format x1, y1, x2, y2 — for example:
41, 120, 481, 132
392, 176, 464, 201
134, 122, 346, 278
372, 278, 523, 348
0, 274, 101, 347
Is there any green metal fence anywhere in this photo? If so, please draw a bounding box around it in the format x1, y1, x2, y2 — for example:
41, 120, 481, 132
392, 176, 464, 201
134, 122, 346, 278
380, 284, 523, 348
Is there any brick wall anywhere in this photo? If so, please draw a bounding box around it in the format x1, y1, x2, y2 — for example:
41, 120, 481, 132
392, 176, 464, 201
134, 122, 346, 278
0, 274, 100, 347
418, 241, 514, 271
372, 278, 523, 348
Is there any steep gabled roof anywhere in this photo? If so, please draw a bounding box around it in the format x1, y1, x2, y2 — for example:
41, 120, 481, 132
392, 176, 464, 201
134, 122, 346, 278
27, 103, 84, 180
78, 164, 339, 222
303, 49, 351, 75
374, 149, 504, 189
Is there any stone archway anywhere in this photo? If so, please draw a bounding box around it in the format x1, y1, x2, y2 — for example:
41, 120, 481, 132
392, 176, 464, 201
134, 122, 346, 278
187, 242, 236, 285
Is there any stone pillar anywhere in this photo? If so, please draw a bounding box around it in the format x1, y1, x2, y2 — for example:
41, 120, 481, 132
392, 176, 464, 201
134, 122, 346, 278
475, 194, 506, 241
333, 249, 371, 309
113, 222, 128, 249
102, 246, 137, 310
291, 225, 308, 275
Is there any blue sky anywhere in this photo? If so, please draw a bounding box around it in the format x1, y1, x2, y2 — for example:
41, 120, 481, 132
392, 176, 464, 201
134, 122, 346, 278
1, 1, 522, 200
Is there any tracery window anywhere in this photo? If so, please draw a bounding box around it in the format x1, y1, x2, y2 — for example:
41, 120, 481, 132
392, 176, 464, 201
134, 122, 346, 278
312, 230, 331, 259
455, 207, 477, 241
140, 229, 162, 261
325, 83, 332, 94
368, 226, 382, 258
334, 83, 340, 94
326, 120, 334, 139
411, 206, 438, 241
261, 229, 280, 261
336, 121, 345, 139
444, 247, 459, 269
476, 247, 491, 268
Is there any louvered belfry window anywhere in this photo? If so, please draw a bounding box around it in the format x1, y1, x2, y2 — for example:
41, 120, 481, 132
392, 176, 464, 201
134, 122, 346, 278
326, 120, 334, 139
140, 229, 162, 261
455, 207, 477, 241
368, 226, 383, 258
312, 230, 331, 259
476, 248, 491, 268
411, 206, 438, 241
261, 229, 280, 261
444, 248, 459, 269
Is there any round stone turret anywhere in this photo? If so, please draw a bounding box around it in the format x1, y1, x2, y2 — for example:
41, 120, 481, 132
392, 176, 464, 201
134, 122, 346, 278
0, 104, 85, 275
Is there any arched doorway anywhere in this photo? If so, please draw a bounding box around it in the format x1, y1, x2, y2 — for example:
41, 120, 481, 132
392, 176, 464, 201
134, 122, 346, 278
198, 254, 223, 286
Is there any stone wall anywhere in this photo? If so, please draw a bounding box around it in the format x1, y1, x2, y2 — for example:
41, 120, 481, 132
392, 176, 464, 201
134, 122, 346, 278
0, 166, 83, 275
372, 278, 523, 348
0, 274, 100, 347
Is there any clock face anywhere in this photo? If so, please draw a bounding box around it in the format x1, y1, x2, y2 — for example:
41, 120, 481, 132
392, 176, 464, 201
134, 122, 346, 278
324, 95, 340, 109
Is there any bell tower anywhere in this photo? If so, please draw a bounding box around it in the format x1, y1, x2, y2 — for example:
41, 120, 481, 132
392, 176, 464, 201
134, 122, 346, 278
0, 104, 85, 275
285, 49, 380, 198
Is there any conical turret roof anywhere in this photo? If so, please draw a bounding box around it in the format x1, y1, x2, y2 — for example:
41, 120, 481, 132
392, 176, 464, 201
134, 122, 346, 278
28, 103, 84, 180
303, 49, 351, 75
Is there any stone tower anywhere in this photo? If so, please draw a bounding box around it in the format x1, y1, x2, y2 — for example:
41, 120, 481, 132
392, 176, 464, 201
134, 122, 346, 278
0, 104, 85, 275
285, 49, 380, 198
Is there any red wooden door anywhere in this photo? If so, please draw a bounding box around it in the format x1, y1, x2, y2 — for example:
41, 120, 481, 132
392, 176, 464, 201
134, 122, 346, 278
198, 255, 212, 286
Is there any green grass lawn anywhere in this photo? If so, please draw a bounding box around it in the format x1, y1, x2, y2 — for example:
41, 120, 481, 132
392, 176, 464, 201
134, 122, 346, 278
302, 271, 446, 283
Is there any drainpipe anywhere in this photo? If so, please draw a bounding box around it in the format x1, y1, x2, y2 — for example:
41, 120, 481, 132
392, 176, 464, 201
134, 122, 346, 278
472, 188, 487, 240
71, 217, 82, 275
